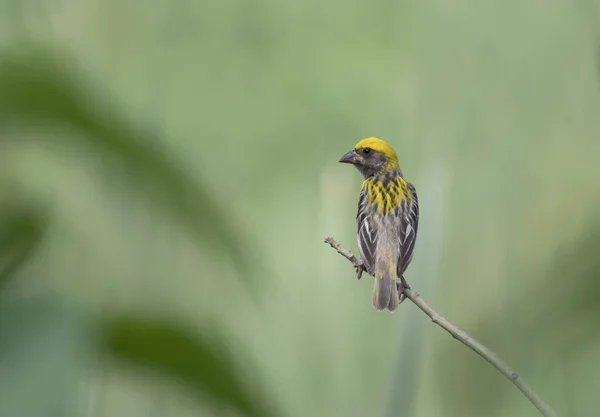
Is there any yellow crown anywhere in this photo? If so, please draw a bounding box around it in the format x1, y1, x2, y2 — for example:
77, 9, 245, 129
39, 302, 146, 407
354, 137, 397, 161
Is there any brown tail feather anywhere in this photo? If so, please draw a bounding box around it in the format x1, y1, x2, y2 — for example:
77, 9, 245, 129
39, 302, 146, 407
372, 268, 399, 311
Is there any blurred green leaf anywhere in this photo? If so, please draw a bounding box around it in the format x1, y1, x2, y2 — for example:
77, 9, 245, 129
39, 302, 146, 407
0, 45, 253, 276
0, 204, 47, 289
102, 316, 273, 417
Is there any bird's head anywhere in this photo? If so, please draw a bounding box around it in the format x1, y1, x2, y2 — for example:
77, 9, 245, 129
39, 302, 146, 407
339, 137, 399, 178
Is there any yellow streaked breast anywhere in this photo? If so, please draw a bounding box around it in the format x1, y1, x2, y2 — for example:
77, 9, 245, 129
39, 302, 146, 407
362, 177, 412, 215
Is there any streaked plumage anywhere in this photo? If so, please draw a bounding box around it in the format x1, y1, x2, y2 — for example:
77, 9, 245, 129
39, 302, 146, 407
339, 137, 419, 312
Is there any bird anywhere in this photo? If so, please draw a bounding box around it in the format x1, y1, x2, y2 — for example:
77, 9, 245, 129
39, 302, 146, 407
339, 137, 419, 311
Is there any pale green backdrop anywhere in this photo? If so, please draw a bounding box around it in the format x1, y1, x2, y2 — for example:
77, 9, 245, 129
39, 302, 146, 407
1, 1, 599, 417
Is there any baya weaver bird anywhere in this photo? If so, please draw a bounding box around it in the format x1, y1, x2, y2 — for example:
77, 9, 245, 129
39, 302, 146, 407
339, 137, 419, 311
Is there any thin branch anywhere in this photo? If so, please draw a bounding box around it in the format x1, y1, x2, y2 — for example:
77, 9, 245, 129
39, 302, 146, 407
324, 236, 559, 417
324, 236, 365, 279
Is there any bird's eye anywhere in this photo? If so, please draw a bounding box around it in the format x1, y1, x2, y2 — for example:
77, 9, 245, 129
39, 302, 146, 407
362, 148, 371, 154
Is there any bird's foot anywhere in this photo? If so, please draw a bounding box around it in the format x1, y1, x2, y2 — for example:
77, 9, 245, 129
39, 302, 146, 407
398, 292, 407, 304
355, 259, 366, 280
397, 276, 410, 304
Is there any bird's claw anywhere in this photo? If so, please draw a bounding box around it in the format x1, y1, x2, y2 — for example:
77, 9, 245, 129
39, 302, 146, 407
355, 259, 366, 280
397, 276, 410, 304
398, 292, 407, 304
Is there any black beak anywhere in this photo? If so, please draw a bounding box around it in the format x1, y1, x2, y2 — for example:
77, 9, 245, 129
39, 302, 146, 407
339, 149, 361, 164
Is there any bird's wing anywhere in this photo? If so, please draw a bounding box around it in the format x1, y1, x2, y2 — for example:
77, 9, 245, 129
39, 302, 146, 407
397, 182, 419, 276
357, 185, 377, 275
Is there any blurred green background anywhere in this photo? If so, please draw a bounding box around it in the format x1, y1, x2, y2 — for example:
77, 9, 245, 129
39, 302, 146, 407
1, 1, 600, 416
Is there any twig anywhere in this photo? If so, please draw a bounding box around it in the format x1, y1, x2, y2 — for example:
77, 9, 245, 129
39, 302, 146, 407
324, 236, 365, 279
324, 236, 559, 417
